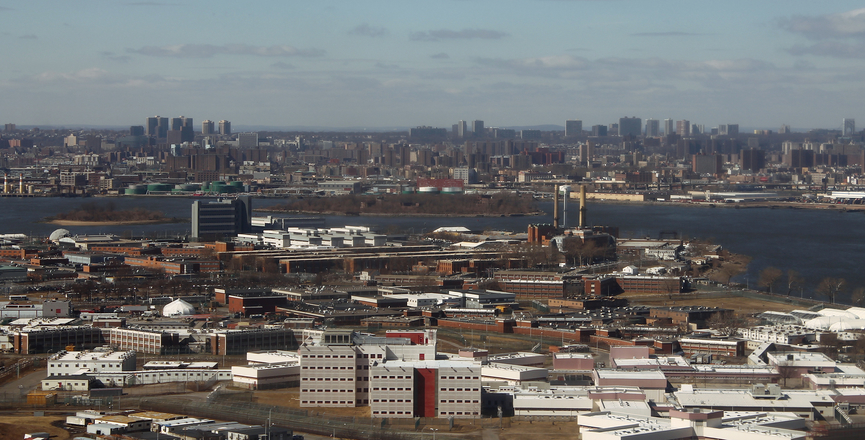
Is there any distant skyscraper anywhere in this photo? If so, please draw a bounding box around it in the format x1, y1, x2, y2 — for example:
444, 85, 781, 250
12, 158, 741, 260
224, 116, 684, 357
843, 118, 855, 136
677, 120, 690, 137
130, 126, 145, 136
202, 120, 215, 136
457, 120, 468, 138
157, 116, 169, 138
719, 124, 739, 137
472, 120, 484, 138
618, 117, 641, 137
645, 119, 659, 137
171, 117, 183, 131
664, 119, 674, 136
591, 125, 607, 137
181, 116, 193, 130
565, 120, 582, 137
219, 120, 231, 136
692, 124, 704, 135
779, 124, 790, 134
146, 116, 159, 137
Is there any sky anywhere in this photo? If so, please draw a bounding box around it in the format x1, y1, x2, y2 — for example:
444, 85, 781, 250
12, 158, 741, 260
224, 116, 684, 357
1, 1, 865, 131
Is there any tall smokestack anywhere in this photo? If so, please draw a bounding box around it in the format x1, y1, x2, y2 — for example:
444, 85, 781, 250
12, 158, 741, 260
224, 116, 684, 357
19, 175, 23, 194
553, 184, 560, 230
579, 185, 587, 229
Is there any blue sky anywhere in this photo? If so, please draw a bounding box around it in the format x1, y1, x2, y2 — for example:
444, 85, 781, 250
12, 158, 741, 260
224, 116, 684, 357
1, 1, 864, 130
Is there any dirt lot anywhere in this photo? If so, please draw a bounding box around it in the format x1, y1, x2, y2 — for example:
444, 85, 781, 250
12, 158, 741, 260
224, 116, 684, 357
0, 414, 71, 440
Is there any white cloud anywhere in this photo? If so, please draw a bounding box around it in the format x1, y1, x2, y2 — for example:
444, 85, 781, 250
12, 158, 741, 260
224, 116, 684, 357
780, 8, 865, 40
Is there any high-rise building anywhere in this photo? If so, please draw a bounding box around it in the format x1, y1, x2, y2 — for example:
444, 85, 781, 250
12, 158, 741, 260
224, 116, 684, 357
145, 116, 159, 137
4, 123, 16, 132
608, 123, 619, 136
591, 125, 607, 137
843, 118, 855, 136
457, 120, 468, 138
171, 117, 183, 131
692, 124, 704, 135
202, 120, 215, 136
645, 119, 659, 137
618, 117, 641, 137
472, 120, 484, 138
565, 120, 583, 137
219, 120, 231, 136
718, 124, 739, 137
677, 120, 690, 137
181, 116, 193, 130
779, 124, 791, 134
157, 116, 169, 138
664, 119, 674, 136
130, 126, 145, 136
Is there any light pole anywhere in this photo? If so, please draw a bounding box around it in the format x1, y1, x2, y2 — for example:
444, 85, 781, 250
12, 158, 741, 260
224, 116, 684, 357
429, 428, 438, 440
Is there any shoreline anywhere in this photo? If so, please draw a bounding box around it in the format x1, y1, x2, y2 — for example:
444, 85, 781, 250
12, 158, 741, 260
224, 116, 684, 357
44, 218, 184, 226
588, 198, 865, 211
253, 209, 543, 217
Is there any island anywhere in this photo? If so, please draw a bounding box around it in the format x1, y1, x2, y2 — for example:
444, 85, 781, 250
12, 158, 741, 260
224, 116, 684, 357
258, 193, 540, 216
43, 202, 182, 226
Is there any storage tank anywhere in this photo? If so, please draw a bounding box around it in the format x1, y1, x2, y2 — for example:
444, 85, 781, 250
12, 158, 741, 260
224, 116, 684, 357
400, 186, 416, 194
417, 186, 440, 194
125, 184, 147, 195
441, 186, 463, 195
147, 183, 172, 192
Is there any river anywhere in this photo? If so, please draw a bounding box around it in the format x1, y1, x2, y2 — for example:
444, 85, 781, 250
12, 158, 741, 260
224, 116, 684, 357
1, 196, 863, 302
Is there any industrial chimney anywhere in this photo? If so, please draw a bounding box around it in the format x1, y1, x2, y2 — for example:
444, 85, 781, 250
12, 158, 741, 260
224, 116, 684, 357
579, 185, 587, 229
553, 184, 560, 230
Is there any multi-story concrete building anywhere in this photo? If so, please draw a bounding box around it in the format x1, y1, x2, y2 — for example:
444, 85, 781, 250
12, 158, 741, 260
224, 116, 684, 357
300, 329, 437, 408
370, 360, 481, 418
191, 196, 252, 240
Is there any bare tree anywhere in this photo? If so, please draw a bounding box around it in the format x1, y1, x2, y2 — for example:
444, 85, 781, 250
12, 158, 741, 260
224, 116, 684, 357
785, 270, 803, 296
706, 311, 743, 337
757, 267, 783, 293
816, 277, 846, 304
852, 287, 865, 307
712, 263, 744, 285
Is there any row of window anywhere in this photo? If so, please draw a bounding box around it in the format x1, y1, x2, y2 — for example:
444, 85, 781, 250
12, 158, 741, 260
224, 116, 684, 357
302, 366, 354, 370
440, 400, 479, 404
302, 400, 351, 405
371, 375, 410, 380
440, 411, 479, 416
372, 411, 410, 415
303, 389, 354, 393
440, 388, 480, 392
371, 387, 409, 391
442, 376, 478, 380
371, 399, 410, 403
302, 377, 354, 381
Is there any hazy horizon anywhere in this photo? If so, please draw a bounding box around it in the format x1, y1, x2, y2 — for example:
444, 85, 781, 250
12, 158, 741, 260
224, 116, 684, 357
1, 1, 863, 130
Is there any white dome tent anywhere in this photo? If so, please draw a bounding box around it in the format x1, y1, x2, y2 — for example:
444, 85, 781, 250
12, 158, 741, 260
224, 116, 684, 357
162, 299, 195, 317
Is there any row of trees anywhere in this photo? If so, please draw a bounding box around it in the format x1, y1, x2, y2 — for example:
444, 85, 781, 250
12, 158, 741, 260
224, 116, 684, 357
266, 193, 538, 216
47, 201, 168, 222
757, 266, 861, 305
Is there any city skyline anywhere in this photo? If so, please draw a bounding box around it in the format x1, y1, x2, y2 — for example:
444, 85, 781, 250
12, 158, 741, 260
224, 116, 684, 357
0, 1, 863, 130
